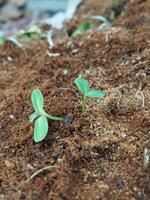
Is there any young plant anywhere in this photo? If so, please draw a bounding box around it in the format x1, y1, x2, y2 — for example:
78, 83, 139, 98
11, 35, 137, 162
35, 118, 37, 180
19, 24, 43, 40
29, 89, 64, 143
71, 21, 94, 38
74, 77, 105, 112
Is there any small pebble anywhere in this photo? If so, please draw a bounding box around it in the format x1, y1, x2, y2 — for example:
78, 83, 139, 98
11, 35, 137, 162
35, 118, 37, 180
4, 160, 14, 168
9, 114, 15, 119
7, 56, 13, 62
120, 132, 128, 138
72, 49, 79, 54
63, 69, 68, 75
26, 163, 34, 171
64, 113, 73, 126
47, 51, 60, 57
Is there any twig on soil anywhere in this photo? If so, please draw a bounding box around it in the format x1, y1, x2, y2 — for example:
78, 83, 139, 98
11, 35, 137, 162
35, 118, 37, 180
133, 61, 148, 69
105, 31, 110, 42
135, 91, 145, 107
8, 37, 23, 48
136, 72, 147, 80
136, 72, 147, 91
97, 66, 106, 76
26, 165, 57, 182
47, 30, 54, 49
135, 71, 146, 107
143, 147, 150, 170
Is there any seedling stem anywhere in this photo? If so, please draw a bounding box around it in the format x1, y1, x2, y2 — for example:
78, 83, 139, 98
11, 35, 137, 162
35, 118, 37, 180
74, 77, 105, 113
44, 113, 64, 121
82, 95, 87, 112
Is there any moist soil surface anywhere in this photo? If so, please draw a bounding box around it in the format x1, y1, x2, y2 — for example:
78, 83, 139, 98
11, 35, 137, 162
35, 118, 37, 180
0, 0, 150, 199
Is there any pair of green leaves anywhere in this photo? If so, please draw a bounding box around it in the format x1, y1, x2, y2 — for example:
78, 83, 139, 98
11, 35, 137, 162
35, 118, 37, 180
74, 77, 105, 98
29, 89, 48, 143
30, 89, 64, 143
74, 77, 105, 112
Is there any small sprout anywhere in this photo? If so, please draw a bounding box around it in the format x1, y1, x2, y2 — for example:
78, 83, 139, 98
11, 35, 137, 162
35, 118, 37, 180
19, 25, 43, 40
29, 89, 64, 143
71, 21, 94, 38
74, 77, 105, 112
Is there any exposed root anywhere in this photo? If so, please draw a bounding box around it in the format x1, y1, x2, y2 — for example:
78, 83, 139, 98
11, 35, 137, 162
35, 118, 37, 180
26, 165, 57, 182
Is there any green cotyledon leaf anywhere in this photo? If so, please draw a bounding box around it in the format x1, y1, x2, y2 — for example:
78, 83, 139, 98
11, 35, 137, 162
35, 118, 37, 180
34, 115, 48, 143
86, 90, 105, 98
74, 77, 90, 95
31, 89, 44, 114
71, 21, 94, 38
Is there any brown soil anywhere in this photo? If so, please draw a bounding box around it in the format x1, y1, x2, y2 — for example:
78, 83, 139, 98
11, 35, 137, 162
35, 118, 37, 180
0, 0, 150, 199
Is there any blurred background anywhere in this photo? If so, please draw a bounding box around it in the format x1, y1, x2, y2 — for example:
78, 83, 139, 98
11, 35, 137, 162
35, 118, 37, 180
0, 0, 68, 22
0, 0, 81, 37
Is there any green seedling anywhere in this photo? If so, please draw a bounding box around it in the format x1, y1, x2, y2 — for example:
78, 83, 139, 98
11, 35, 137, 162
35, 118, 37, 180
19, 24, 43, 40
74, 77, 105, 112
71, 21, 94, 38
29, 89, 64, 143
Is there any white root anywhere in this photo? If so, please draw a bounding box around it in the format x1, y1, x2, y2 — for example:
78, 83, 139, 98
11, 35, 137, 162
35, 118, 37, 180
47, 30, 54, 49
26, 165, 57, 182
144, 147, 150, 170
